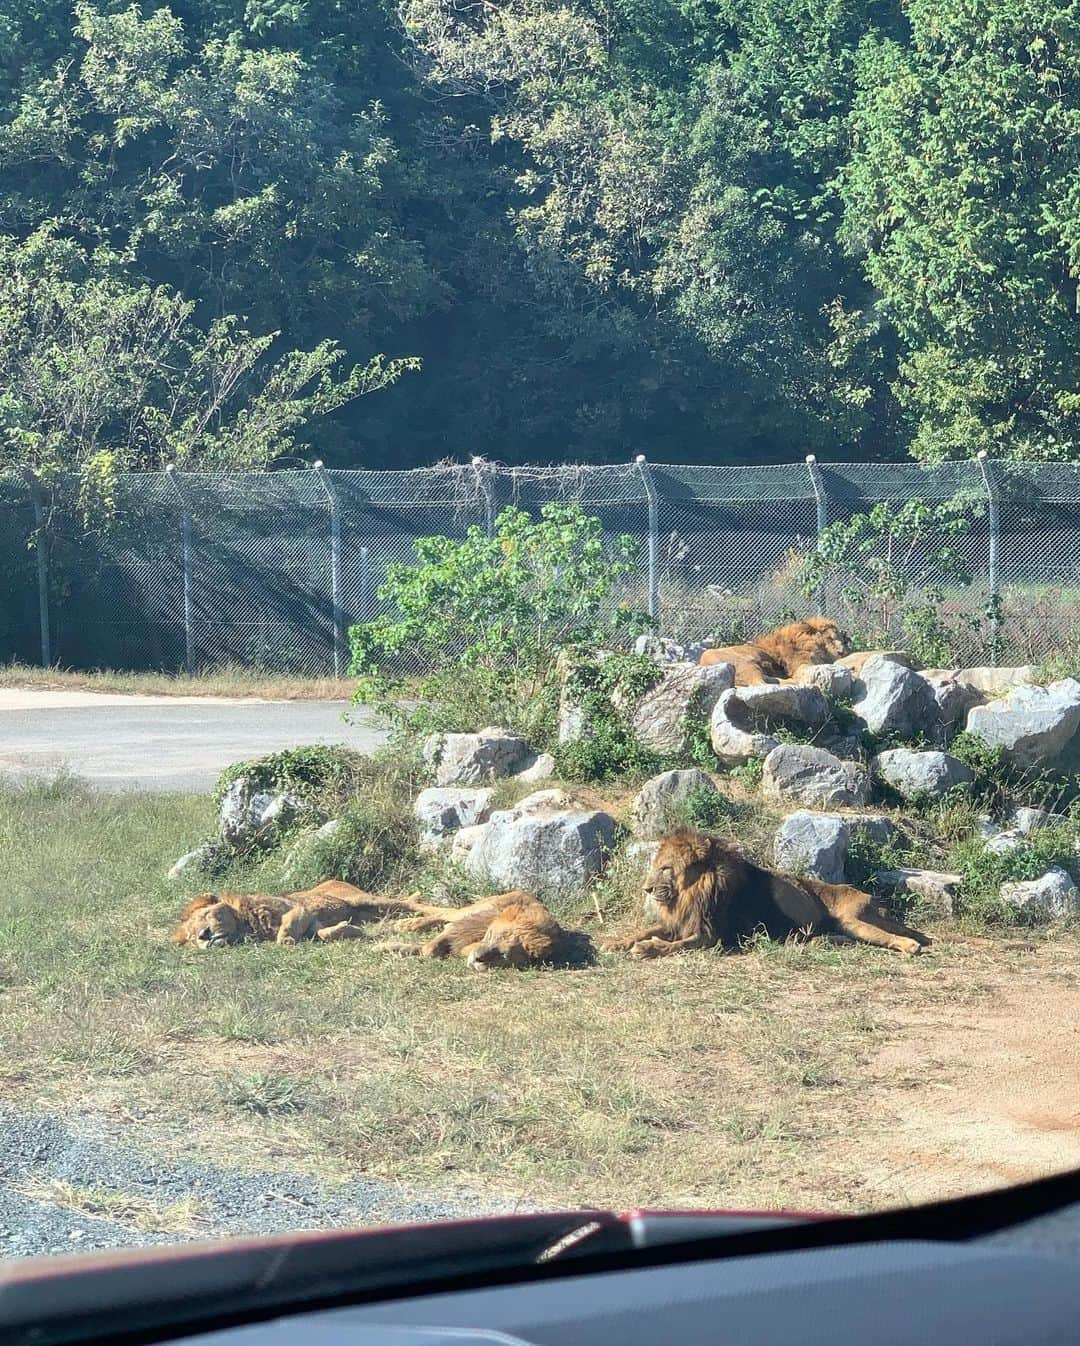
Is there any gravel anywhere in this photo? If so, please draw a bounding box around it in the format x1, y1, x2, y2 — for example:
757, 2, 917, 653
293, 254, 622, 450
0, 1106, 535, 1260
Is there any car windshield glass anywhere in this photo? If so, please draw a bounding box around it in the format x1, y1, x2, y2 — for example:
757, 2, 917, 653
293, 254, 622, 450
1, 0, 1079, 1278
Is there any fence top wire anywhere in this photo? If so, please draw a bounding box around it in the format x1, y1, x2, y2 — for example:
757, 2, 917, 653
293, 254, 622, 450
7, 459, 1080, 514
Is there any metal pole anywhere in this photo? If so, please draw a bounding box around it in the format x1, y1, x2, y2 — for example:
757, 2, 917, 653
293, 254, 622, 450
165, 466, 194, 676
976, 451, 1001, 665
635, 455, 660, 628
315, 462, 344, 678
23, 470, 51, 667
471, 456, 495, 537
805, 454, 828, 614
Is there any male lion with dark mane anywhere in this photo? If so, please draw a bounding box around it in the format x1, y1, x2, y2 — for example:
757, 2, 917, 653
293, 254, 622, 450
699, 616, 849, 684
172, 880, 425, 949
376, 891, 585, 970
603, 829, 932, 960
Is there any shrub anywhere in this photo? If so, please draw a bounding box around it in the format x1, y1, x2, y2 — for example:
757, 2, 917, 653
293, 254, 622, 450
213, 745, 371, 814
349, 502, 650, 744
949, 822, 1080, 925
553, 653, 667, 783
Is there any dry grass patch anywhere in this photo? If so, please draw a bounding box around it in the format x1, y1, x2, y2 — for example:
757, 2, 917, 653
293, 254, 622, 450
2, 777, 1078, 1216
19, 1177, 207, 1234
0, 661, 356, 701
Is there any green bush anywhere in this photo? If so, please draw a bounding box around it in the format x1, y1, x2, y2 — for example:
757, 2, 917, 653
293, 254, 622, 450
949, 822, 1080, 925
553, 653, 667, 783
349, 502, 650, 745
213, 745, 372, 813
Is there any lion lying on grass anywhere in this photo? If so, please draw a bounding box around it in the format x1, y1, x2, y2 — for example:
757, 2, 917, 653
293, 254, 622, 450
376, 891, 586, 971
603, 829, 932, 960
172, 880, 425, 949
699, 616, 849, 684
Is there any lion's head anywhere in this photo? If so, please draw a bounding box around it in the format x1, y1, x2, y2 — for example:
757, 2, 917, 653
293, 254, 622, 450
768, 616, 849, 671
465, 902, 561, 970
643, 829, 745, 934
171, 894, 251, 949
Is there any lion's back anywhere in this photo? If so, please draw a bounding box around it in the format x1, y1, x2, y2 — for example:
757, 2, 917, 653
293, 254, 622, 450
754, 618, 847, 677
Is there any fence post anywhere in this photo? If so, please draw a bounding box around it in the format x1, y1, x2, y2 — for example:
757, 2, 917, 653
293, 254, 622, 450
805, 454, 828, 614
314, 461, 345, 678
165, 465, 195, 676
635, 454, 660, 628
471, 456, 495, 537
976, 451, 1001, 665
22, 469, 51, 667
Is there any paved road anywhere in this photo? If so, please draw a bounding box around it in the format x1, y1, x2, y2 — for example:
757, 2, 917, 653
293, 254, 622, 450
0, 691, 387, 793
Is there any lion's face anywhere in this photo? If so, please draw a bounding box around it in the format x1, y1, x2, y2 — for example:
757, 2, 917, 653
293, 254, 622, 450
801, 618, 849, 663
643, 832, 718, 918
465, 907, 558, 970
172, 895, 250, 949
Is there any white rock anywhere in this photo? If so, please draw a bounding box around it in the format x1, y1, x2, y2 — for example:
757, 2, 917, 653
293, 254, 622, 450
423, 728, 531, 786
450, 823, 488, 863
774, 811, 849, 883
414, 787, 495, 847
874, 868, 960, 919
1012, 806, 1068, 834
219, 779, 306, 848
985, 829, 1024, 855
632, 768, 719, 837
956, 666, 1038, 696
709, 683, 830, 767
966, 678, 1080, 768
872, 748, 974, 799
838, 650, 920, 675
168, 845, 219, 880
762, 744, 871, 808
710, 688, 779, 767
465, 808, 617, 897
515, 788, 577, 815
916, 671, 985, 735
624, 840, 661, 873
633, 634, 686, 663
851, 655, 941, 739
629, 661, 735, 755
513, 751, 557, 784
790, 663, 855, 698
999, 867, 1080, 921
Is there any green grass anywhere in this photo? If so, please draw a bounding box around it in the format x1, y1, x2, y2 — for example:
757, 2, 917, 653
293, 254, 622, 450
0, 660, 357, 700
1, 774, 1076, 1215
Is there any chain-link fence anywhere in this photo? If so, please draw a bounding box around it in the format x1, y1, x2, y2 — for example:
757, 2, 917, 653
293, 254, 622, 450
4, 457, 1080, 673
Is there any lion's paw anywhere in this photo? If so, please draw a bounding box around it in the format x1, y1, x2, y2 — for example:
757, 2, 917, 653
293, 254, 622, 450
630, 938, 665, 960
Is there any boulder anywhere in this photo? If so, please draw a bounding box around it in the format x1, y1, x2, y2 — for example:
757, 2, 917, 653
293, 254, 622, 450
282, 818, 343, 881
874, 868, 960, 920
414, 787, 495, 847
515, 788, 577, 814
1012, 806, 1068, 834
851, 655, 941, 739
965, 678, 1080, 768
999, 867, 1080, 921
624, 840, 661, 873
633, 634, 686, 663
838, 650, 920, 676
872, 748, 974, 800
450, 823, 488, 863
557, 651, 611, 744
630, 661, 735, 755
916, 671, 985, 735
985, 828, 1024, 856
423, 728, 531, 785
465, 808, 617, 897
773, 811, 849, 883
709, 683, 830, 767
218, 778, 307, 848
762, 745, 871, 809
632, 768, 719, 837
790, 663, 855, 699
168, 844, 221, 880
513, 751, 557, 784
955, 666, 1038, 696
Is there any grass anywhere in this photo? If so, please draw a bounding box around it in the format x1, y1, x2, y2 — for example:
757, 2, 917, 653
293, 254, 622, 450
3, 774, 1077, 1215
0, 660, 356, 701
19, 1177, 207, 1234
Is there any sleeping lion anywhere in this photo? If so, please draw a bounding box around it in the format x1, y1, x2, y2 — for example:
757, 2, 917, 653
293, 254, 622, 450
376, 891, 573, 970
699, 616, 849, 684
172, 880, 426, 949
603, 829, 932, 960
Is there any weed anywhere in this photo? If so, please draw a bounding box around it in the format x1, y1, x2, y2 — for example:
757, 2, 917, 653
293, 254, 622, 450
729, 757, 764, 789
948, 821, 1080, 924
218, 1072, 312, 1116
554, 654, 667, 783
21, 1178, 207, 1234
844, 828, 913, 890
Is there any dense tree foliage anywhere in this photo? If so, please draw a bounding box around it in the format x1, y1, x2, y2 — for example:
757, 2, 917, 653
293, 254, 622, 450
2, 0, 1079, 470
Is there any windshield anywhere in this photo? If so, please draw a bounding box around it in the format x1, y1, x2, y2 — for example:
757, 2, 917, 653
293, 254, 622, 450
1, 0, 1079, 1272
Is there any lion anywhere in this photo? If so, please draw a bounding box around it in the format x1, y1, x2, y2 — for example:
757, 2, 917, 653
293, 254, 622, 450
172, 880, 426, 949
699, 617, 849, 684
602, 829, 932, 960
375, 891, 581, 971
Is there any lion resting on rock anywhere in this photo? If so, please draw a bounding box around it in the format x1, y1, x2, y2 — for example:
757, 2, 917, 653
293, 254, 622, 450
699, 616, 849, 684
377, 891, 574, 970
172, 880, 425, 949
603, 829, 932, 960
